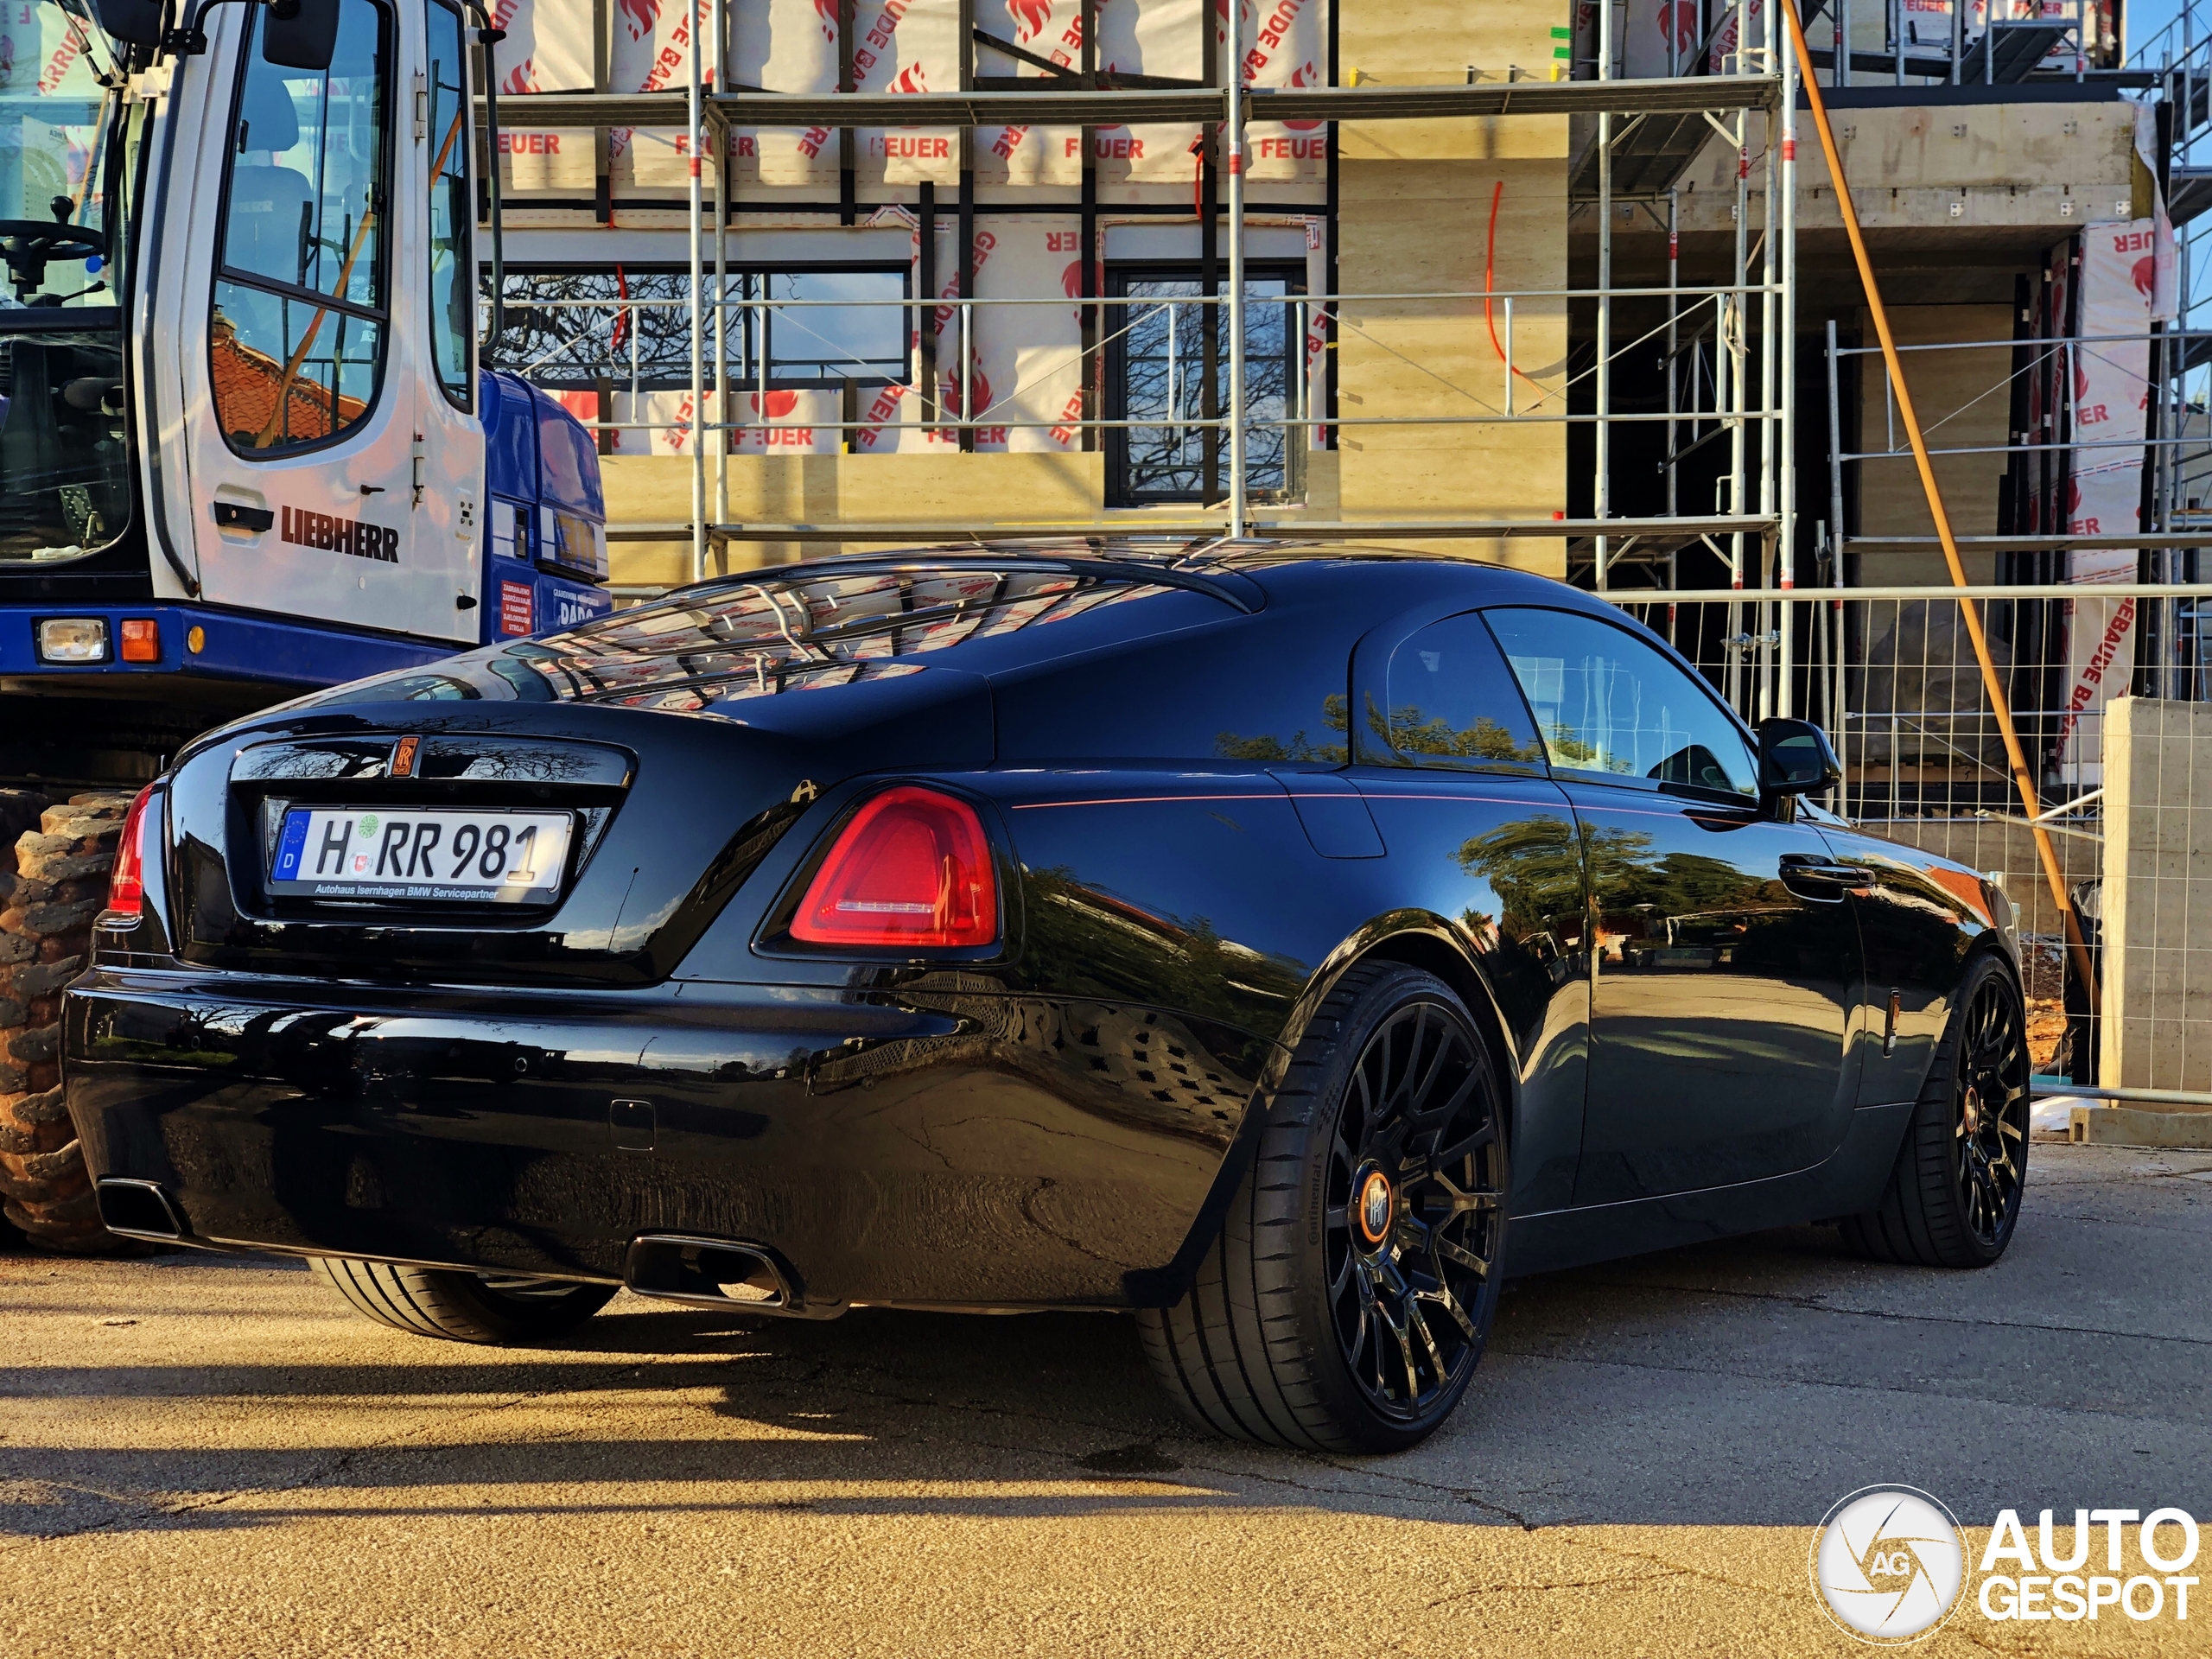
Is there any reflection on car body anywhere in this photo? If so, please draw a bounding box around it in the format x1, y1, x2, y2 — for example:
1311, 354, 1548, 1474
66, 542, 2030, 1452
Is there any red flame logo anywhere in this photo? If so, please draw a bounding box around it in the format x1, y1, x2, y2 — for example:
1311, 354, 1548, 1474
1061, 258, 1084, 300
944, 366, 991, 418
2075, 359, 2089, 400
749, 390, 800, 418
812, 0, 837, 37
1660, 0, 1699, 50
888, 61, 928, 93
2133, 253, 2157, 301
556, 391, 599, 423
616, 0, 660, 42
1007, 0, 1052, 43
501, 60, 536, 95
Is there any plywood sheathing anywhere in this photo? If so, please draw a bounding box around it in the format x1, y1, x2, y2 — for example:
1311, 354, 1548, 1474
1332, 1, 1570, 572
1669, 101, 2134, 236
1851, 303, 2014, 587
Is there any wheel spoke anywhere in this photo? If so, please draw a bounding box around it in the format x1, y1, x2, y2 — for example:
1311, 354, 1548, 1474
1433, 1235, 1490, 1278
1409, 1299, 1448, 1385
1419, 1283, 1478, 1340
1432, 1173, 1503, 1217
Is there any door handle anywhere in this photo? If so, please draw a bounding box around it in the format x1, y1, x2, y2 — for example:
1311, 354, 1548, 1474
212, 500, 273, 533
1778, 854, 1873, 900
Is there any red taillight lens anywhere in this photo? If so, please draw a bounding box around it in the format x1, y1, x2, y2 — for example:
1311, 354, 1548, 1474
789, 786, 998, 949
105, 785, 155, 918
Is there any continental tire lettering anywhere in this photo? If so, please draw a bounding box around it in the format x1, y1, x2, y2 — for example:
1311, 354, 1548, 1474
279, 505, 400, 564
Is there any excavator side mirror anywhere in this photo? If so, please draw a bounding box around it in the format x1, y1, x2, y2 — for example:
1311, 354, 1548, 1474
90, 0, 164, 46
261, 0, 340, 71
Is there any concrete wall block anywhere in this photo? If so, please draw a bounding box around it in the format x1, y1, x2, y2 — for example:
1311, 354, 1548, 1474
2101, 697, 2212, 1092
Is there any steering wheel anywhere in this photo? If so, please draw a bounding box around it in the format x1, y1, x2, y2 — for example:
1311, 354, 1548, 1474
0, 206, 105, 300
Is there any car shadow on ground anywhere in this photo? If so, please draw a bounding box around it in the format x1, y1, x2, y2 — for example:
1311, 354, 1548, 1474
10, 1155, 2212, 1539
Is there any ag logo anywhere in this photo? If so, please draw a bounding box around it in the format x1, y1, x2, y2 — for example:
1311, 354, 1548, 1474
1810, 1486, 1967, 1644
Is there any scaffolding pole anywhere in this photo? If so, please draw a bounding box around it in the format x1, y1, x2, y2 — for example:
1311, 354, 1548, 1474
687, 0, 706, 583
1224, 0, 1247, 538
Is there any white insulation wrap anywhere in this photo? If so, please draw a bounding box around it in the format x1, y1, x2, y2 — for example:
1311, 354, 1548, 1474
493, 0, 1328, 194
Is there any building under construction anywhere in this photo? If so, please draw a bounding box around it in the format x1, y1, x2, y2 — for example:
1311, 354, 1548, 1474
475, 0, 2212, 1112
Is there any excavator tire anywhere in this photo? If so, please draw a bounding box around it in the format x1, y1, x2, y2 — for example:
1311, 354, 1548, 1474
0, 789, 139, 1253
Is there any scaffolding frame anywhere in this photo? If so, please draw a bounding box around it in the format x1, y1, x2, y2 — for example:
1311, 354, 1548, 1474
476, 1, 1790, 582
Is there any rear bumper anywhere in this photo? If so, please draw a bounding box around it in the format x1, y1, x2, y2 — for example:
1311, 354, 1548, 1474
63, 968, 1268, 1311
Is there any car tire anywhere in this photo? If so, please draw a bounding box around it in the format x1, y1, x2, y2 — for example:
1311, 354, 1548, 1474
1138, 962, 1510, 1453
1840, 952, 2030, 1269
309, 1257, 619, 1344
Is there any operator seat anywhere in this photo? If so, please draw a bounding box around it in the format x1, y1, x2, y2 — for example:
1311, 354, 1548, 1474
212, 68, 318, 443
222, 70, 314, 290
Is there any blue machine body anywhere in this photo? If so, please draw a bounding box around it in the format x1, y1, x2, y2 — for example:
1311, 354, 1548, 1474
0, 374, 613, 692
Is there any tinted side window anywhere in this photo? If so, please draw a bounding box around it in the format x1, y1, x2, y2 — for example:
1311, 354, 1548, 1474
1482, 607, 1757, 797
1374, 613, 1544, 772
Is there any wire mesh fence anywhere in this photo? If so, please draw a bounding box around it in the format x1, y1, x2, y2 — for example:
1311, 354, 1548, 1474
1607, 582, 2212, 1106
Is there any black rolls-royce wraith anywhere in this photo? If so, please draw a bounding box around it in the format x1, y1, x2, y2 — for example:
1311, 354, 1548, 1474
65, 544, 2030, 1451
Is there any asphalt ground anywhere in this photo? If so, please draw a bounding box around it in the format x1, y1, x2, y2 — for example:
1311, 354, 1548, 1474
3, 1141, 2209, 1659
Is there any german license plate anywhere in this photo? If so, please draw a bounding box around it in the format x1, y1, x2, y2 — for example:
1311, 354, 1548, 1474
270, 807, 574, 905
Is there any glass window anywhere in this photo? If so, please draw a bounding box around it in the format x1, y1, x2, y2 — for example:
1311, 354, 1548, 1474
486, 266, 908, 391
210, 0, 391, 453
425, 0, 471, 408
1107, 264, 1303, 505
1376, 614, 1545, 772
1483, 607, 1758, 798
0, 2, 134, 564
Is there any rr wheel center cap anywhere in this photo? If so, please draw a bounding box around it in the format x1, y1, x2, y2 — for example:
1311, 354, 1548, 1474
1355, 1169, 1395, 1248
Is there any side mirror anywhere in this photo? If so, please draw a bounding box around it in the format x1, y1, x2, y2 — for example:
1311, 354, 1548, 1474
90, 0, 165, 45
262, 0, 340, 70
1757, 717, 1842, 803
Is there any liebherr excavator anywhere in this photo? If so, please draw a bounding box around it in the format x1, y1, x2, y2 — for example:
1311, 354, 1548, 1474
1, 0, 610, 786
0, 0, 610, 1249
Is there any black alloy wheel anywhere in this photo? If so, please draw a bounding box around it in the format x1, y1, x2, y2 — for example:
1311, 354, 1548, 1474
1840, 951, 2029, 1269
1954, 969, 2030, 1247
1140, 963, 1510, 1452
1325, 996, 1504, 1425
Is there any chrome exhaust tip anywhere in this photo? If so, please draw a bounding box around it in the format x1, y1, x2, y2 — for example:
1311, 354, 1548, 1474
623, 1234, 843, 1320
95, 1179, 188, 1243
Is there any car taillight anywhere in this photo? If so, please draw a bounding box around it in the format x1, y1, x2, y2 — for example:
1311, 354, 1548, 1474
105, 785, 156, 920
790, 786, 998, 949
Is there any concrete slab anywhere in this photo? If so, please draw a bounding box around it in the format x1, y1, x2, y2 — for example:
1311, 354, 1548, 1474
3, 1143, 2208, 1656
2071, 1103, 2212, 1148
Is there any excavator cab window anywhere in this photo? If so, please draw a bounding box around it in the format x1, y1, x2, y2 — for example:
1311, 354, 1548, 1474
0, 0, 130, 564
210, 0, 391, 454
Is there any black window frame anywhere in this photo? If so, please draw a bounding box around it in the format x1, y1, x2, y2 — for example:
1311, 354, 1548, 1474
425, 0, 474, 414
1103, 259, 1308, 509
209, 0, 397, 460
484, 261, 913, 393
